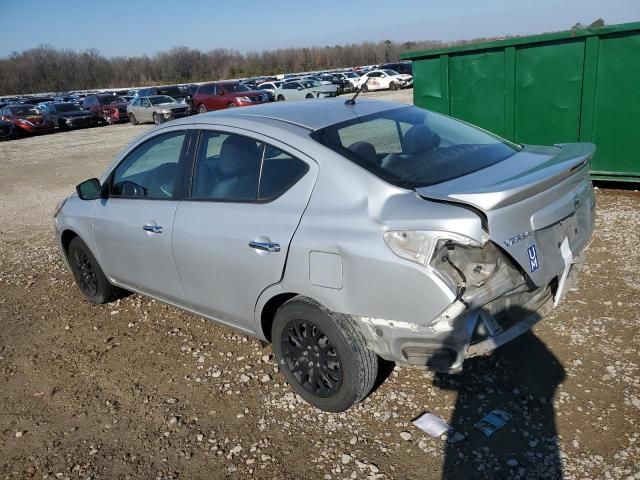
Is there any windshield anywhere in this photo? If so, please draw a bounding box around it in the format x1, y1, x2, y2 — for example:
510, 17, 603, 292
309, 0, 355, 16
383, 69, 399, 76
221, 83, 251, 93
54, 103, 82, 112
98, 95, 124, 104
10, 105, 40, 115
157, 86, 182, 97
149, 95, 176, 105
345, 72, 359, 78
301, 80, 320, 88
312, 106, 520, 188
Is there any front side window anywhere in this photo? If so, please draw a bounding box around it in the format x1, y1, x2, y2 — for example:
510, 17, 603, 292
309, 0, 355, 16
191, 131, 308, 202
312, 106, 520, 188
111, 131, 187, 199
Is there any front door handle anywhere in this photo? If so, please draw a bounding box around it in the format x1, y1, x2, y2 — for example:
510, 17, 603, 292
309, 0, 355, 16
143, 224, 163, 234
248, 241, 280, 252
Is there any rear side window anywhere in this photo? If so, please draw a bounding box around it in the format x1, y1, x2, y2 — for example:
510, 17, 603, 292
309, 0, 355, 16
190, 131, 308, 202
259, 147, 308, 201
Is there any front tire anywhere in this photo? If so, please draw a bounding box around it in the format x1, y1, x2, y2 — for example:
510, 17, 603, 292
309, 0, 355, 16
153, 112, 163, 125
277, 95, 285, 101
198, 104, 207, 114
129, 112, 138, 125
68, 237, 123, 304
272, 297, 378, 412
361, 84, 369, 93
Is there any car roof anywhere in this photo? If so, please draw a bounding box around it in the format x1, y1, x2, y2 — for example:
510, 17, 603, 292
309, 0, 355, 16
185, 98, 407, 131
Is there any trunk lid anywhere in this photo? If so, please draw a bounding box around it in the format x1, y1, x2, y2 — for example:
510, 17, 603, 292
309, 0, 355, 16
416, 143, 596, 287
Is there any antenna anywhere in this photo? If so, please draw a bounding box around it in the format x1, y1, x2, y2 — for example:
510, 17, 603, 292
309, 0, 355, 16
344, 75, 371, 106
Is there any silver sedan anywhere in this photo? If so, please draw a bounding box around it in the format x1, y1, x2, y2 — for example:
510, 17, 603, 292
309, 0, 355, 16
54, 99, 595, 412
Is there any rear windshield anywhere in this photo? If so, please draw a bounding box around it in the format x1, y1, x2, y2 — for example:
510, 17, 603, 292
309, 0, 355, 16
312, 106, 520, 188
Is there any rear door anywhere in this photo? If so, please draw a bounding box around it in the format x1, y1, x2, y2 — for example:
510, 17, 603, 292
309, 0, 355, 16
172, 127, 317, 331
92, 129, 194, 303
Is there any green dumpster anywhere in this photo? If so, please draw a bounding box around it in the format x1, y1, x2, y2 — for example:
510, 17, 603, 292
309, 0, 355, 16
402, 22, 640, 182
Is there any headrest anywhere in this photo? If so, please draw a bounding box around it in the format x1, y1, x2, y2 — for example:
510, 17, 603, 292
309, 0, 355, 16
403, 125, 440, 155
348, 141, 379, 166
218, 135, 260, 175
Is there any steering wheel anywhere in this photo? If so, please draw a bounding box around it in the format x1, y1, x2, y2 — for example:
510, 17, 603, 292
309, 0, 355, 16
117, 181, 147, 197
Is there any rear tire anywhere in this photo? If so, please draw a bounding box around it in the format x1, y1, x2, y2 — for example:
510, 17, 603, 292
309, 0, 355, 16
68, 237, 123, 304
272, 296, 378, 412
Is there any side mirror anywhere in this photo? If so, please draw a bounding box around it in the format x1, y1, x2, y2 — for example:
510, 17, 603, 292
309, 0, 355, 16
76, 178, 103, 200
297, 86, 303, 91
218, 90, 225, 96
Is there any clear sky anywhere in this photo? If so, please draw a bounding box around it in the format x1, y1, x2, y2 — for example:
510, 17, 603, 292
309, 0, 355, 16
1, 0, 638, 57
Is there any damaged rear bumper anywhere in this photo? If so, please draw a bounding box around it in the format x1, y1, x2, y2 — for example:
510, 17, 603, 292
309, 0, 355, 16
354, 253, 584, 373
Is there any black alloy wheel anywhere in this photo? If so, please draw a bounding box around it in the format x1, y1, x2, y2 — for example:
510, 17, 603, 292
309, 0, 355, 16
72, 247, 98, 297
67, 237, 123, 304
271, 296, 378, 412
280, 318, 342, 398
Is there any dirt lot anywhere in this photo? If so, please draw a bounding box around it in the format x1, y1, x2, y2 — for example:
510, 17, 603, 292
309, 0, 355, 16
1, 91, 639, 480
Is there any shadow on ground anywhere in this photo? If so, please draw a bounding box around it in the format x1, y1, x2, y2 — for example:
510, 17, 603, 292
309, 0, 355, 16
434, 328, 565, 480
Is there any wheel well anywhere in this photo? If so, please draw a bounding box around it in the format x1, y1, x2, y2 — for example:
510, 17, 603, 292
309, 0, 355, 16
260, 292, 298, 342
60, 229, 78, 257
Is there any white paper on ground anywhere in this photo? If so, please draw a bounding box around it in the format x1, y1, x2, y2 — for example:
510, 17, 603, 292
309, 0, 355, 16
412, 412, 452, 438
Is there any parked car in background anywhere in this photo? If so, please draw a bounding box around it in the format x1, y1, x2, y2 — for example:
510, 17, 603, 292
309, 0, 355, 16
257, 81, 283, 102
356, 69, 413, 92
57, 99, 595, 412
0, 118, 16, 140
318, 74, 353, 94
274, 79, 337, 101
39, 102, 99, 130
333, 71, 361, 89
193, 81, 269, 113
83, 94, 129, 124
380, 62, 413, 76
135, 85, 191, 104
127, 95, 190, 125
0, 104, 54, 135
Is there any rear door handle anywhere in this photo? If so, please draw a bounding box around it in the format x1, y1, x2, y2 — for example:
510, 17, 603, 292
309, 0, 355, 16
248, 241, 280, 252
143, 224, 163, 234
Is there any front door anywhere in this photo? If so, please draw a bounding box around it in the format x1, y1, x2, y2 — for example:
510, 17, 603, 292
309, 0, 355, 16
92, 130, 190, 303
172, 128, 317, 331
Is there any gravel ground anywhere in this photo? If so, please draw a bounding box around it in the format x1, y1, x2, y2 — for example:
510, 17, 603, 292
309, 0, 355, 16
1, 90, 639, 479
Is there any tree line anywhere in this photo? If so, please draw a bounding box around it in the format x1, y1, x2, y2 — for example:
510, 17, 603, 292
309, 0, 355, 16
1, 39, 454, 95
0, 18, 606, 95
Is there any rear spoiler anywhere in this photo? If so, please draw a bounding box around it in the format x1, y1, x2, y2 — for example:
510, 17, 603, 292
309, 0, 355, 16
416, 143, 595, 211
